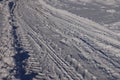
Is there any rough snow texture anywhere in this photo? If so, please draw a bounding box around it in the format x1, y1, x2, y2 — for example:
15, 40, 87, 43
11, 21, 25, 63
0, 0, 120, 80
0, 1, 15, 79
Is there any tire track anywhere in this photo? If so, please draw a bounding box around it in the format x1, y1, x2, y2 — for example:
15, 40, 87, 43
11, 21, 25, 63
26, 27, 83, 80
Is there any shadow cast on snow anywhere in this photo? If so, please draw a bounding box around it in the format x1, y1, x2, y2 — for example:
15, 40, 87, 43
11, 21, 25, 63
11, 26, 38, 80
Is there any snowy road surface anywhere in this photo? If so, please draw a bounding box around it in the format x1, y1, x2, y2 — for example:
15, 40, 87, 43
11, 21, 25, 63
0, 0, 120, 80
